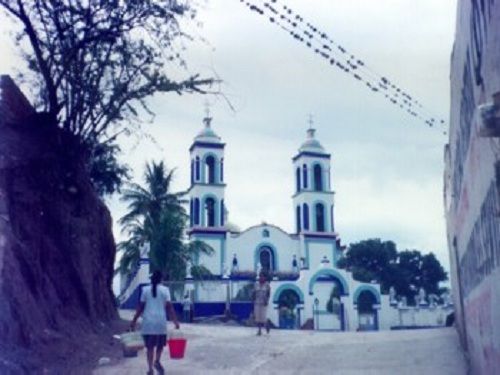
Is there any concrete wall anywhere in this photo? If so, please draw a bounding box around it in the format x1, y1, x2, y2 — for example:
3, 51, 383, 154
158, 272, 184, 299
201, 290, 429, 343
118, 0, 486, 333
445, 1, 500, 373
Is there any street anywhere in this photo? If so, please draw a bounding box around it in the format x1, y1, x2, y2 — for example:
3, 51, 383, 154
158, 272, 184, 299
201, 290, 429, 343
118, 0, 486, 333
95, 324, 467, 374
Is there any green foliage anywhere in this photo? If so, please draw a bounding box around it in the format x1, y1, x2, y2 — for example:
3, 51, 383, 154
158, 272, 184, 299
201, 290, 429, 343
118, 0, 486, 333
0, 0, 215, 195
278, 289, 300, 310
337, 239, 398, 292
326, 285, 341, 314
234, 283, 254, 302
190, 265, 213, 280
338, 238, 447, 305
87, 140, 130, 196
118, 161, 213, 280
357, 291, 377, 313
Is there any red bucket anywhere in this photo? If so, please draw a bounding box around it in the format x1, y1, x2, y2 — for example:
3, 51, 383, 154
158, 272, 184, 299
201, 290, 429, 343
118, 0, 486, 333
168, 338, 187, 359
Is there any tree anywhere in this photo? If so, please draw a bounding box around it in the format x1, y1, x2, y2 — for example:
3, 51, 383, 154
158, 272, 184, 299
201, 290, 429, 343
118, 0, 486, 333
326, 284, 341, 314
337, 239, 398, 293
118, 161, 213, 280
0, 0, 215, 194
338, 238, 448, 304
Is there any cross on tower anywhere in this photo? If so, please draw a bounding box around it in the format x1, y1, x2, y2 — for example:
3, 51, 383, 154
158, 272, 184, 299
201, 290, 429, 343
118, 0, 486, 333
203, 100, 212, 128
307, 114, 316, 138
307, 113, 314, 129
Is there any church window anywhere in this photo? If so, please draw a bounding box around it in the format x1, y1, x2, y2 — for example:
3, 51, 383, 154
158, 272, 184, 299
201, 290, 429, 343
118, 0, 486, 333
316, 203, 325, 232
189, 199, 193, 226
220, 199, 225, 226
313, 164, 323, 191
303, 203, 309, 230
296, 167, 301, 192
205, 155, 216, 184
205, 197, 216, 227
302, 164, 308, 189
259, 246, 274, 272
194, 198, 200, 225
190, 160, 194, 185
296, 205, 301, 232
221, 158, 224, 182
195, 157, 200, 181
262, 229, 270, 238
330, 205, 334, 231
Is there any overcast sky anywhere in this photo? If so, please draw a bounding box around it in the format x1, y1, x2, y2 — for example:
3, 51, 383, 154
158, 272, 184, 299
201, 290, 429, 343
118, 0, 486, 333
0, 0, 457, 271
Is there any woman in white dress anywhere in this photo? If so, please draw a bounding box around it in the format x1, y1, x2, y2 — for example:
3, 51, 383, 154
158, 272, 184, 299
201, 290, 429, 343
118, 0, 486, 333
131, 271, 180, 375
253, 271, 271, 336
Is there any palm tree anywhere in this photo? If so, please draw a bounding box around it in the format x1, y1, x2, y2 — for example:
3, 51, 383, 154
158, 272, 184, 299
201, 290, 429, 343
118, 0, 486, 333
118, 161, 213, 280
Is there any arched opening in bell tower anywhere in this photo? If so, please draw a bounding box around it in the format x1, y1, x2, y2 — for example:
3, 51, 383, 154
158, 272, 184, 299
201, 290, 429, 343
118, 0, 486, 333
296, 205, 301, 232
205, 197, 216, 227
303, 203, 310, 230
315, 203, 325, 232
313, 164, 323, 191
296, 167, 301, 192
194, 198, 200, 225
205, 155, 216, 183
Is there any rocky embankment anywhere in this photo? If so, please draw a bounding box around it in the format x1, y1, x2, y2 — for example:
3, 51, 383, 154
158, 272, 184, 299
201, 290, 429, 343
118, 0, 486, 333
0, 75, 119, 373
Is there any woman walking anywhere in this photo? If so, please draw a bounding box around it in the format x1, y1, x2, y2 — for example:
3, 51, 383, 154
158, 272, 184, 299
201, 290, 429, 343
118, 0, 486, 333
130, 271, 180, 375
253, 271, 271, 335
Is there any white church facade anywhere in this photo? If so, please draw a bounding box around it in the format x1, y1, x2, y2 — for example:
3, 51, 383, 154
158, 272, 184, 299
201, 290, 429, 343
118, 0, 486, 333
118, 115, 454, 332
186, 115, 391, 331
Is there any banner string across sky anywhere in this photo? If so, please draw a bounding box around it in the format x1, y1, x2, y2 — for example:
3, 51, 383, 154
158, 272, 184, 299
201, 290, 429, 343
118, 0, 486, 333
239, 0, 448, 135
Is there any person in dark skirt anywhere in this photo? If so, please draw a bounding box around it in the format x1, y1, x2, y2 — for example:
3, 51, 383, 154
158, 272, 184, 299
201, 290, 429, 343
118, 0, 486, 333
131, 271, 180, 375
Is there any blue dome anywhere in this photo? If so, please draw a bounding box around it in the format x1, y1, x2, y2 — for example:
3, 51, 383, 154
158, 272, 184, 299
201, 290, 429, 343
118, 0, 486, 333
194, 117, 222, 143
299, 128, 325, 152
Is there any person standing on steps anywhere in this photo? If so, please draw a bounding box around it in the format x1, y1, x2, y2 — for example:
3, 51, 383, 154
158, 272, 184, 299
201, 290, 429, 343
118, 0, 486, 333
253, 271, 271, 336
130, 271, 180, 375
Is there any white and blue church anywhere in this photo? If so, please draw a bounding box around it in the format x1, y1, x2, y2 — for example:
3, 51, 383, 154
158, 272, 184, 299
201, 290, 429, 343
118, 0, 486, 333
119, 114, 453, 331
183, 114, 391, 331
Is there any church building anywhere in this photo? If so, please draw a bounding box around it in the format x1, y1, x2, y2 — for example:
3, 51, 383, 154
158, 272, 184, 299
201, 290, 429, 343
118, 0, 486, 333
185, 113, 388, 331
118, 113, 453, 332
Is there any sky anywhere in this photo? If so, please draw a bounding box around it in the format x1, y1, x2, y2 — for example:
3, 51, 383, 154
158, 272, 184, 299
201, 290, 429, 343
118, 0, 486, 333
0, 0, 457, 271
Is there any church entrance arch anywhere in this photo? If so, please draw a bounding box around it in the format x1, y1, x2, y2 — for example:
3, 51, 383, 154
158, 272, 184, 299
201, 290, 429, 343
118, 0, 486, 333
309, 269, 348, 331
278, 289, 300, 329
274, 286, 303, 329
354, 286, 380, 331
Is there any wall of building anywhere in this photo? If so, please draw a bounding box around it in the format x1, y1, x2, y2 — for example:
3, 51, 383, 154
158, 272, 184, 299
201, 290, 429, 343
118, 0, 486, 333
190, 233, 225, 275
445, 1, 500, 372
228, 224, 299, 272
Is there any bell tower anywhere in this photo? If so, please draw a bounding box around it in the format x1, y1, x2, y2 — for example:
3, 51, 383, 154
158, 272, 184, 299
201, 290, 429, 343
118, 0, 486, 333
187, 108, 227, 275
188, 110, 226, 230
292, 126, 335, 235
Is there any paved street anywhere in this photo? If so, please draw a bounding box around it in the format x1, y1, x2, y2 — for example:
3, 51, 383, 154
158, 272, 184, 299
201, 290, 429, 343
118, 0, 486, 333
95, 323, 467, 375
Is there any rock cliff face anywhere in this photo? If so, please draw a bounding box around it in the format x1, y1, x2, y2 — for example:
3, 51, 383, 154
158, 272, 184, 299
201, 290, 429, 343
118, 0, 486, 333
0, 75, 118, 372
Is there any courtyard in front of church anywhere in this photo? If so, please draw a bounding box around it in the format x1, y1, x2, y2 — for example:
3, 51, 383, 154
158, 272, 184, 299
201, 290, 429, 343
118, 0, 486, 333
94, 322, 466, 374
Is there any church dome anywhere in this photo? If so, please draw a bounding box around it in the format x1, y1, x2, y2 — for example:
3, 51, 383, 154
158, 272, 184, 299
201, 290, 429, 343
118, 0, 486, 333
194, 116, 222, 143
299, 128, 325, 152
225, 221, 241, 233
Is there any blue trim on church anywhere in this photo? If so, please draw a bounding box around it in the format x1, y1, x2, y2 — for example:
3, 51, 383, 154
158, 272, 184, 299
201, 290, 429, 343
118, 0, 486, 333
188, 228, 227, 237
292, 151, 331, 162
189, 142, 225, 152
303, 232, 337, 240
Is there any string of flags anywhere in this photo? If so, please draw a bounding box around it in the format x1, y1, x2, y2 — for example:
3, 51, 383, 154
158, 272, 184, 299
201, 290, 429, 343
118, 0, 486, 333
239, 0, 448, 135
